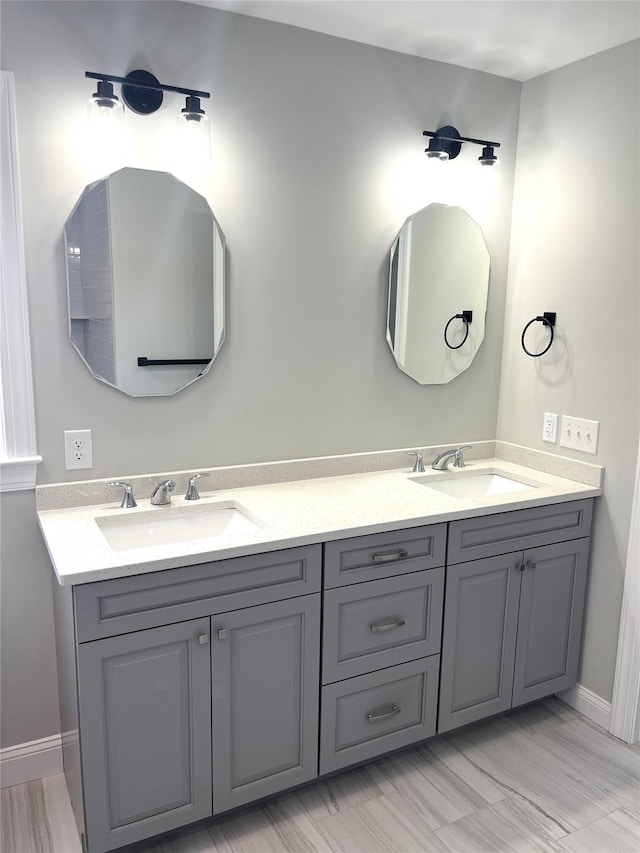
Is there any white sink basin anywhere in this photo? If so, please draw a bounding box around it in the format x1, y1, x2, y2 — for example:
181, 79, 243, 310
96, 501, 261, 551
411, 472, 538, 500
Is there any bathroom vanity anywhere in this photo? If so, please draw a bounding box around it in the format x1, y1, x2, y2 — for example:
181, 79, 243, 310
39, 449, 601, 853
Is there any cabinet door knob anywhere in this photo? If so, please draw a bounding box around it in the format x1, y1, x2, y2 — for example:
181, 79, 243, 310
367, 704, 401, 724
217, 628, 229, 640
516, 561, 525, 572
197, 633, 209, 645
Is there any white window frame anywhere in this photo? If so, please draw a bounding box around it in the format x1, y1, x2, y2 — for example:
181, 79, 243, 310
0, 70, 41, 491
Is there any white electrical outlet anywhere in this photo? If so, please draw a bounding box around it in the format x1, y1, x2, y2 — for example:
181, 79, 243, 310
559, 416, 599, 455
542, 412, 559, 443
64, 429, 93, 470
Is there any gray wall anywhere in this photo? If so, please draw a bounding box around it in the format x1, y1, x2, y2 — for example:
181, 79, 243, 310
0, 0, 520, 748
0, 491, 60, 745
3, 0, 519, 485
498, 40, 640, 702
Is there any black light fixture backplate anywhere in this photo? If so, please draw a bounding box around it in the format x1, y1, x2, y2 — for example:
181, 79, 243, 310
433, 126, 462, 160
122, 69, 163, 114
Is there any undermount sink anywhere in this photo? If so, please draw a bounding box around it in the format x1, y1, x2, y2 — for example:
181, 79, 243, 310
96, 501, 261, 551
411, 471, 538, 500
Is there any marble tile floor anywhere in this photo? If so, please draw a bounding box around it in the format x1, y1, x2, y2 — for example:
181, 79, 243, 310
2, 699, 639, 853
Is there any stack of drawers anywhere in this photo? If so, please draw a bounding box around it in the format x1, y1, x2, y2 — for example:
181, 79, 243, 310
319, 523, 447, 773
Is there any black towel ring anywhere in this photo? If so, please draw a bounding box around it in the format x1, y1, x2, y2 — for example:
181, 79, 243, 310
444, 310, 473, 350
521, 312, 556, 357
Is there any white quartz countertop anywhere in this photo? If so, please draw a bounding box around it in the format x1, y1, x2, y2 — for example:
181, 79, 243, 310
38, 456, 602, 586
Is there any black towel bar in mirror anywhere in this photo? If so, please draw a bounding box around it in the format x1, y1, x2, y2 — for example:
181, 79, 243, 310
137, 357, 212, 367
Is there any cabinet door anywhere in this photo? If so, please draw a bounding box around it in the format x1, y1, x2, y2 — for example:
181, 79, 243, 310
211, 595, 320, 813
77, 619, 212, 853
438, 553, 521, 733
512, 539, 590, 706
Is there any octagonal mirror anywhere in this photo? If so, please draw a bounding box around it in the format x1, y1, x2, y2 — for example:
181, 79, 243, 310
387, 203, 490, 385
64, 167, 225, 397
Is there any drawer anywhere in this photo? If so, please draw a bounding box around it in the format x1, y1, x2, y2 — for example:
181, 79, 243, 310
324, 524, 446, 588
319, 656, 439, 774
322, 569, 444, 684
447, 499, 593, 564
74, 545, 322, 642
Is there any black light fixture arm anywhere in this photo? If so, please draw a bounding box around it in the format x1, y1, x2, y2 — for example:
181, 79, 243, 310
423, 129, 500, 149
85, 71, 210, 100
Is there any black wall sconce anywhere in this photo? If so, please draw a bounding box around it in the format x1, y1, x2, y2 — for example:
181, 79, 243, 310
423, 126, 500, 166
521, 312, 556, 357
86, 69, 211, 127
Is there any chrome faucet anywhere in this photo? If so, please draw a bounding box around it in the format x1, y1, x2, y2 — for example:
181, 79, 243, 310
185, 472, 211, 501
108, 481, 137, 508
150, 479, 175, 506
407, 451, 425, 473
431, 445, 472, 471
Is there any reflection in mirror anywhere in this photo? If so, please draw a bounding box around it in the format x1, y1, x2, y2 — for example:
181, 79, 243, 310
65, 168, 225, 397
387, 203, 490, 385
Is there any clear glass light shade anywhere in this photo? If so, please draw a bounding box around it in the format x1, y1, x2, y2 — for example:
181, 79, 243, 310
176, 110, 211, 168
426, 148, 449, 162
86, 95, 126, 172
424, 153, 448, 203
87, 94, 124, 121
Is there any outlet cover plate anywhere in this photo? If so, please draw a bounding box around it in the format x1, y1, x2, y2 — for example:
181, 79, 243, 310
542, 412, 559, 443
64, 429, 93, 470
559, 416, 599, 455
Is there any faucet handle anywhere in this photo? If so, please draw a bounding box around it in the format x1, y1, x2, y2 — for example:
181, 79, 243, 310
453, 445, 472, 468
150, 479, 175, 506
107, 481, 137, 509
185, 472, 211, 501
406, 451, 425, 473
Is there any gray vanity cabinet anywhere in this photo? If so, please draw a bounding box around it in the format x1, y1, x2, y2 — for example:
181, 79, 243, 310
210, 595, 320, 813
438, 500, 593, 733
76, 618, 213, 852
52, 500, 596, 852
58, 544, 322, 853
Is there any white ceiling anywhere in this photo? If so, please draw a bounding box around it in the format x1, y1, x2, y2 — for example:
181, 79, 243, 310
188, 0, 640, 81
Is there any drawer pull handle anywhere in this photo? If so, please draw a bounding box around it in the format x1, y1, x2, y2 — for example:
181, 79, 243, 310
370, 617, 406, 633
372, 549, 408, 563
367, 704, 401, 724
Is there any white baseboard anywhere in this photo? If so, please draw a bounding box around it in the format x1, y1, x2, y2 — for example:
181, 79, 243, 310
558, 683, 612, 730
0, 734, 63, 788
